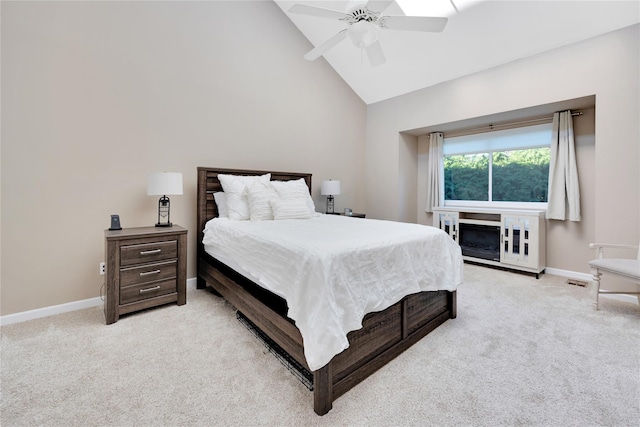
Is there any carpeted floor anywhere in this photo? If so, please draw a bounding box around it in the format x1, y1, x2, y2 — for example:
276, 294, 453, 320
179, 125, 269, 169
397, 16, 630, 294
1, 264, 639, 426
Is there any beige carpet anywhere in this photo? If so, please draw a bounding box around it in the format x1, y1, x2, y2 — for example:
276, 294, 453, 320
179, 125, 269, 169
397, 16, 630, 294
1, 264, 638, 426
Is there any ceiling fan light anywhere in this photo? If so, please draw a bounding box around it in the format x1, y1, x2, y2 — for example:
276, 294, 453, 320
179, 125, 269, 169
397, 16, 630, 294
348, 21, 378, 48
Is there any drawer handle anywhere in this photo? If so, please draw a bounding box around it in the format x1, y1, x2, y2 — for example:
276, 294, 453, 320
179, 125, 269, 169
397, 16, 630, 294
140, 249, 161, 255
139, 269, 161, 277
139, 285, 161, 294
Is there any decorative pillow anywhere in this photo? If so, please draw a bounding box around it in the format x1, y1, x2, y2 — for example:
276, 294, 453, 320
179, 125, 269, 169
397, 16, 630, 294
270, 197, 313, 220
218, 174, 271, 220
270, 178, 315, 216
246, 181, 277, 221
213, 192, 228, 218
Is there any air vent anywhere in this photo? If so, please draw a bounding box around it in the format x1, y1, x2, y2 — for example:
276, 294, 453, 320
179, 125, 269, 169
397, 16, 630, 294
566, 279, 588, 287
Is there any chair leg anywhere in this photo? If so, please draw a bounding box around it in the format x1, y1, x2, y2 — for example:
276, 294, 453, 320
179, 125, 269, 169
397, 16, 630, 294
591, 268, 601, 310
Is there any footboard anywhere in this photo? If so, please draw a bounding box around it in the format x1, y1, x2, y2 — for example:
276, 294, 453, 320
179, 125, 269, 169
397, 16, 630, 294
316, 289, 456, 414
199, 253, 455, 415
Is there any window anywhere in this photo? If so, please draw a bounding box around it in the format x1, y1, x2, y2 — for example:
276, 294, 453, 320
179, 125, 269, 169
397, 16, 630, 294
443, 123, 551, 207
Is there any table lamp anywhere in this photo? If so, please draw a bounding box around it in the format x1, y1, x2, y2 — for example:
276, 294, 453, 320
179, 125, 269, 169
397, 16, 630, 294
147, 172, 183, 227
321, 180, 341, 214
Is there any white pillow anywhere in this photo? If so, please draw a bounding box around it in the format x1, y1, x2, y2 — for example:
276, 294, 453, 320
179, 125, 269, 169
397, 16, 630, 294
213, 192, 228, 218
218, 174, 271, 220
246, 181, 277, 221
270, 198, 313, 220
270, 178, 315, 216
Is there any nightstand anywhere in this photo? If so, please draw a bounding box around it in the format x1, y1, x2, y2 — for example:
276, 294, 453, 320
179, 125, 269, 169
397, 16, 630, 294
104, 225, 187, 324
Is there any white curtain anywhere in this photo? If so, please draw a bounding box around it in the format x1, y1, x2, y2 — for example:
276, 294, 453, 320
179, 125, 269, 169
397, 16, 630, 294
546, 110, 581, 221
425, 132, 444, 213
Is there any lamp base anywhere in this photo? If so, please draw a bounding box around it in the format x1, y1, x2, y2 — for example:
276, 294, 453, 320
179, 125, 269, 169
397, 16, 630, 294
156, 195, 172, 227
325, 195, 335, 214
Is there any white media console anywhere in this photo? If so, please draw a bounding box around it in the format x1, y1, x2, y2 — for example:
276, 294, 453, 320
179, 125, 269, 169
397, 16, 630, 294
433, 207, 546, 278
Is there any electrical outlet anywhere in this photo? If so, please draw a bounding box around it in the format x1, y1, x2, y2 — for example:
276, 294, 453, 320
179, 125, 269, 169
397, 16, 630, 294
100, 262, 106, 275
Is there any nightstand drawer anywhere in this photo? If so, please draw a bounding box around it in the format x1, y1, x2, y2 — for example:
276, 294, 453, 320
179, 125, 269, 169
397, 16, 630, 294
120, 260, 177, 288
120, 278, 177, 305
120, 240, 177, 266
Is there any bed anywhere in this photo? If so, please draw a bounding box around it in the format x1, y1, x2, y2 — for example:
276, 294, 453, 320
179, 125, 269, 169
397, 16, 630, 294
196, 167, 462, 415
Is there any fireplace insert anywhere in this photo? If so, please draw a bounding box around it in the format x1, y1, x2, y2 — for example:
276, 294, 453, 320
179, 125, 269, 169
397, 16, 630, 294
459, 223, 500, 261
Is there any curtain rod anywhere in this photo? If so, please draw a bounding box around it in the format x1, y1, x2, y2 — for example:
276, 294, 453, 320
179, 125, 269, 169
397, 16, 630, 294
442, 111, 583, 138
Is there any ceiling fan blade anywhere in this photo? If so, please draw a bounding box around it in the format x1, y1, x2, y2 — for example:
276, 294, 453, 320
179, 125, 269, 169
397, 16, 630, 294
380, 16, 448, 32
288, 4, 350, 21
303, 29, 348, 61
365, 40, 386, 67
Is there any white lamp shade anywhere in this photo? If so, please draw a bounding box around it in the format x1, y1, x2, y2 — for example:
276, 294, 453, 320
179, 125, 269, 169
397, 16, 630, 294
147, 172, 183, 196
321, 180, 341, 196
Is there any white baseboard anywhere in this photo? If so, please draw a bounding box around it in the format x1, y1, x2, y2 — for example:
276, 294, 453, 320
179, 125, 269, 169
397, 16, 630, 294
545, 267, 639, 304
544, 267, 593, 282
0, 278, 198, 327
0, 296, 103, 326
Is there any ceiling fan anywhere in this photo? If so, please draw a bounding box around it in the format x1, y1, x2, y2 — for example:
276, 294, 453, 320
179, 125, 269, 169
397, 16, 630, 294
288, 0, 448, 67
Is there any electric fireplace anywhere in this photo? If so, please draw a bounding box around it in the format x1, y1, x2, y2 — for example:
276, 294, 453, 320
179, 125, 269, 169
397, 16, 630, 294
459, 223, 500, 262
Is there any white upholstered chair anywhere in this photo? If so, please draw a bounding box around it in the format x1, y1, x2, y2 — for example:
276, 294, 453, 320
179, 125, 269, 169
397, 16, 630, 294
588, 243, 640, 310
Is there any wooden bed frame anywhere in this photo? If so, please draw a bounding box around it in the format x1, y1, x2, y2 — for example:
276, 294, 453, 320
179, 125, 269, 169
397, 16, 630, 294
196, 167, 457, 415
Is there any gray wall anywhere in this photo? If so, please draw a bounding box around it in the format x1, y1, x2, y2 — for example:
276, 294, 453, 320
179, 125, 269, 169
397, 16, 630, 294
1, 1, 367, 315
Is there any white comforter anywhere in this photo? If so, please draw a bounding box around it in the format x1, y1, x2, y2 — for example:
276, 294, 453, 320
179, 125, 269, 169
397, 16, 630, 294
202, 214, 463, 371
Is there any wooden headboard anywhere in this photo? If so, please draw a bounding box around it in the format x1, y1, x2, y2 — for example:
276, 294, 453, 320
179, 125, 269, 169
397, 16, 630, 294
196, 167, 312, 253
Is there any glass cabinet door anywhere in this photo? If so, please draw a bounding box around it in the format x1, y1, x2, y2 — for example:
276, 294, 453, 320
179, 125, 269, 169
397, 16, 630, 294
435, 212, 459, 242
501, 215, 537, 268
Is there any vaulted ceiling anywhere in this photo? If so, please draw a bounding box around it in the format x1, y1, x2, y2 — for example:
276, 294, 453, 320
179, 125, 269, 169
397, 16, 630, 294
274, 1, 640, 104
